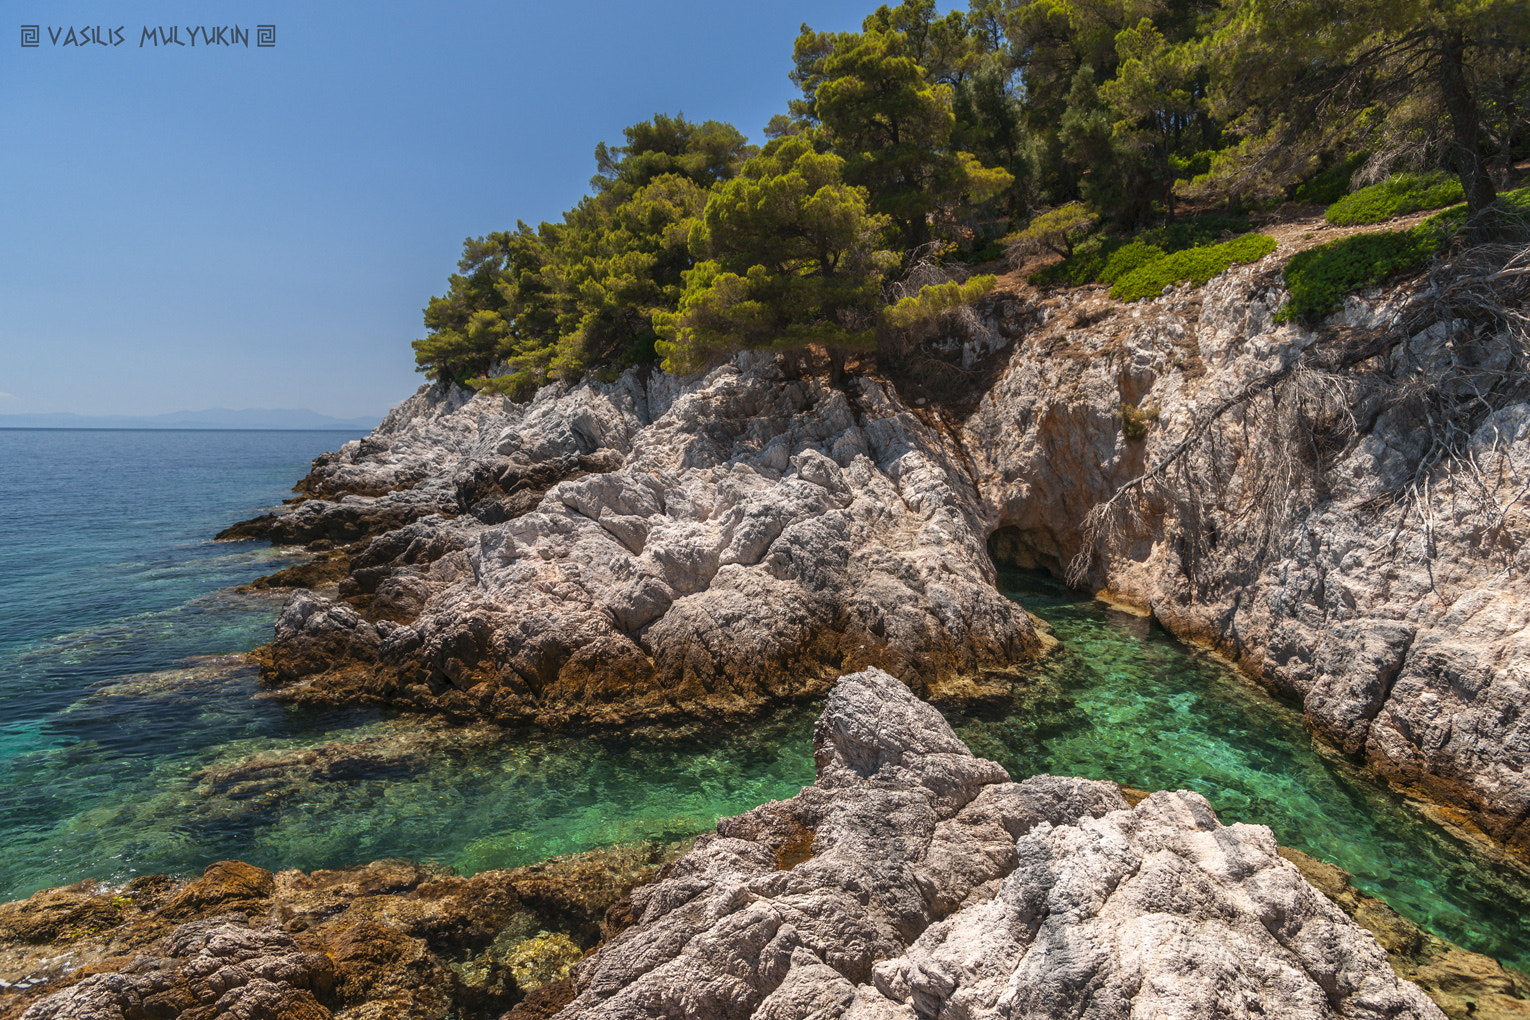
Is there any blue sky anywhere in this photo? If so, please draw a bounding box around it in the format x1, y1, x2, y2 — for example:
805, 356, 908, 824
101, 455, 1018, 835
1, 0, 901, 418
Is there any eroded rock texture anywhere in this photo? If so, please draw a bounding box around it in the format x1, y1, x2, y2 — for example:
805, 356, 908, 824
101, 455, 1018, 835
235, 234, 1530, 856
246, 357, 1038, 730
963, 259, 1530, 857
555, 668, 1445, 1020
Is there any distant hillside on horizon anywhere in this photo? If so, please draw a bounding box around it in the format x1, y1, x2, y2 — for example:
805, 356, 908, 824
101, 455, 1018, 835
0, 408, 381, 431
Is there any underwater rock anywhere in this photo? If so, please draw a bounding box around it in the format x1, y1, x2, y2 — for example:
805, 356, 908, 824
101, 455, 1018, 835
1280, 847, 1530, 1020
556, 668, 1444, 1019
0, 843, 686, 1020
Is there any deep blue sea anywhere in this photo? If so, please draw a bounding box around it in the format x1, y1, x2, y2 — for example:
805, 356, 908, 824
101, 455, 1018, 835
0, 428, 1526, 973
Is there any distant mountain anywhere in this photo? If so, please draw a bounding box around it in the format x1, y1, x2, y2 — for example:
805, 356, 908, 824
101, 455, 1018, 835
0, 408, 380, 431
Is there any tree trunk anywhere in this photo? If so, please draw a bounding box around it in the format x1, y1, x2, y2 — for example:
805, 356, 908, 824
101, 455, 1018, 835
1437, 29, 1498, 236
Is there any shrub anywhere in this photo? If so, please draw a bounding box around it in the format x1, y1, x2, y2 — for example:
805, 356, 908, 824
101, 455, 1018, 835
1292, 152, 1368, 205
1110, 234, 1278, 302
1120, 402, 1159, 440
1280, 186, 1530, 322
1277, 227, 1439, 322
882, 276, 997, 329
1028, 213, 1252, 289
1099, 241, 1166, 285
1324, 172, 1464, 226
1028, 245, 1111, 287
1137, 214, 1252, 252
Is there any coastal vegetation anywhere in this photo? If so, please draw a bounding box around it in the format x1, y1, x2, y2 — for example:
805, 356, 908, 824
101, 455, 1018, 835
412, 0, 1528, 390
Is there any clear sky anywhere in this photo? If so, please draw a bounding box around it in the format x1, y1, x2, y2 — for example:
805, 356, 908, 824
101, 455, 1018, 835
1, 0, 899, 418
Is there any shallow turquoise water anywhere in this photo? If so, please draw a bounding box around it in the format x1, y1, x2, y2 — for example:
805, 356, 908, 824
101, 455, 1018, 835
0, 429, 1526, 975
961, 570, 1530, 972
0, 428, 817, 897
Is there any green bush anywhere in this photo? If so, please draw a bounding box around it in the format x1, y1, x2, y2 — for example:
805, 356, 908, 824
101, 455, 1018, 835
1120, 402, 1160, 440
1417, 184, 1530, 237
1277, 227, 1439, 322
1280, 186, 1530, 322
1137, 213, 1252, 252
1099, 241, 1166, 284
1028, 213, 1253, 289
1110, 234, 1278, 302
1027, 231, 1115, 287
1292, 152, 1368, 205
1324, 172, 1463, 226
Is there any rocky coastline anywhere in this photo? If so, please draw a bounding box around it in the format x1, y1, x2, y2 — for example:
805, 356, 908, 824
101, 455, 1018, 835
9, 233, 1523, 1017
6, 671, 1526, 1019
227, 231, 1527, 860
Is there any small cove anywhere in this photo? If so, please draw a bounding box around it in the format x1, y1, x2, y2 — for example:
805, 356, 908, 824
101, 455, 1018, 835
0, 429, 1526, 974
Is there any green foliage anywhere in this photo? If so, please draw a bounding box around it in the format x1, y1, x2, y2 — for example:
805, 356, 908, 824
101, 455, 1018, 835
791, 14, 1013, 247
1110, 233, 1277, 302
413, 114, 746, 392
1281, 185, 1530, 322
1099, 240, 1165, 284
1183, 0, 1528, 229
1135, 213, 1252, 252
1007, 202, 1097, 259
591, 114, 752, 197
1027, 212, 1252, 288
1324, 172, 1465, 226
1292, 152, 1368, 205
411, 0, 1530, 395
1277, 226, 1439, 322
883, 275, 997, 328
1027, 242, 1111, 287
654, 138, 895, 373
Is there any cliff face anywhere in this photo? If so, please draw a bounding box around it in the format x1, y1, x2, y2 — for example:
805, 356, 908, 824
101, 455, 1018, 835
962, 254, 1529, 858
242, 237, 1529, 857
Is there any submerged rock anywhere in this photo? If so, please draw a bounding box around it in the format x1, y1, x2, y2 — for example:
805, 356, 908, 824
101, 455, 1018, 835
0, 842, 686, 1020
556, 668, 1446, 1020
1280, 847, 1530, 1020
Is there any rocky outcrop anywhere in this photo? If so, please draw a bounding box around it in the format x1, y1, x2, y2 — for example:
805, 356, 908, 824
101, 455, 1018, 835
7, 678, 1519, 1019
0, 843, 684, 1020
1280, 847, 1530, 1019
555, 668, 1446, 1019
251, 358, 1040, 730
962, 251, 1530, 857
237, 220, 1530, 857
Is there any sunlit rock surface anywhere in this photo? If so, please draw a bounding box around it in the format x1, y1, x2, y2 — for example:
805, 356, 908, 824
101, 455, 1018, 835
242, 245, 1530, 856
554, 668, 1445, 1020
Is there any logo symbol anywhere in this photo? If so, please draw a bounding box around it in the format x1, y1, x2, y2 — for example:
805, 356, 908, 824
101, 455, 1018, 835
20, 24, 39, 46
255, 24, 274, 46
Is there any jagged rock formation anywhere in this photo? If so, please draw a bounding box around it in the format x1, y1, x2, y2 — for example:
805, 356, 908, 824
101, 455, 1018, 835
232, 225, 1529, 858
552, 668, 1446, 1019
1279, 847, 1530, 1019
239, 356, 1040, 731
963, 249, 1530, 858
5, 673, 1523, 1019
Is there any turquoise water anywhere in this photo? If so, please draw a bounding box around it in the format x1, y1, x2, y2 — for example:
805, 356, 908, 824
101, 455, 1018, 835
960, 571, 1530, 973
0, 429, 1526, 974
0, 428, 817, 897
